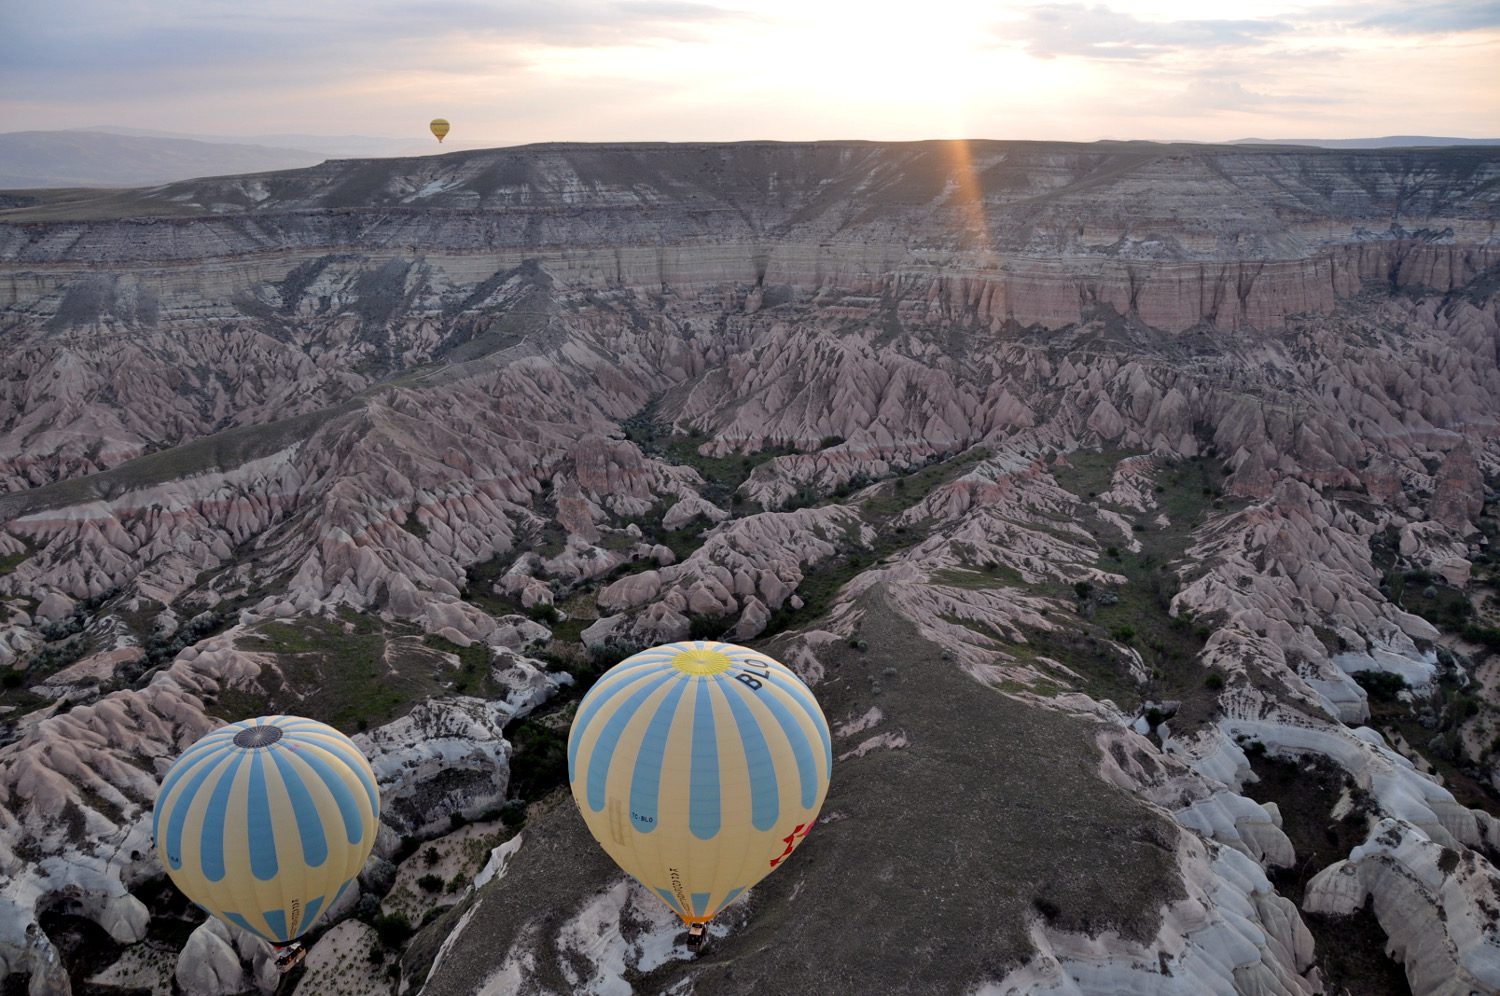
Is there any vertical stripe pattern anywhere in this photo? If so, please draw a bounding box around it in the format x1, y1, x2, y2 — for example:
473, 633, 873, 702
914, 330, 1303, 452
152, 715, 381, 944
568, 642, 832, 925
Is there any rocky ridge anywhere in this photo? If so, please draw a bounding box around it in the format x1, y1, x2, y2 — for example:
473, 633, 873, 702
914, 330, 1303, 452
0, 141, 1497, 995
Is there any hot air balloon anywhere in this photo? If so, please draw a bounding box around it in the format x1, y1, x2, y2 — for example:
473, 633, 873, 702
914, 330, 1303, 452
429, 118, 450, 143
152, 716, 381, 959
568, 641, 831, 948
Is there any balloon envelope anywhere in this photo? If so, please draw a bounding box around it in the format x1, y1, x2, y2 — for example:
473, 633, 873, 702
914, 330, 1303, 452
568, 641, 831, 923
152, 716, 380, 944
429, 118, 450, 142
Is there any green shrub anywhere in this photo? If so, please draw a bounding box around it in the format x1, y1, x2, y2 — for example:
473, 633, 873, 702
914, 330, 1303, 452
500, 800, 527, 828
1462, 625, 1500, 650
687, 614, 722, 640
372, 913, 413, 949
1351, 670, 1407, 703
526, 603, 561, 625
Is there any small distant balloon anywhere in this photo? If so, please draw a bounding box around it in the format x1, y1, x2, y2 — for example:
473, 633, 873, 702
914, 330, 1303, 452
430, 119, 450, 143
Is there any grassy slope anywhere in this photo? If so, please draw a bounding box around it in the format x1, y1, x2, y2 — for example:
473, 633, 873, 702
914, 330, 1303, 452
413, 594, 1183, 995
228, 611, 479, 734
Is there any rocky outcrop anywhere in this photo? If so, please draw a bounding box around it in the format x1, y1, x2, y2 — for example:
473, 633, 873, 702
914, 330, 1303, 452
1429, 440, 1485, 533
983, 839, 1318, 996
355, 696, 516, 841
176, 918, 278, 996
1305, 818, 1500, 995
594, 504, 872, 644
0, 141, 1498, 995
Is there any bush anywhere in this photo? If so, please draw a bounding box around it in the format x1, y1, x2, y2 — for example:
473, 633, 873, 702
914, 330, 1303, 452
1, 670, 23, 689
423, 846, 440, 867
588, 639, 645, 669
687, 614, 722, 640
372, 913, 413, 949
1205, 673, 1225, 691
1104, 546, 1120, 559
354, 895, 381, 922
1073, 581, 1093, 600
1351, 670, 1407, 703
1462, 625, 1500, 651
526, 603, 561, 625
500, 800, 527, 828
417, 874, 444, 893
508, 719, 570, 804
1112, 625, 1136, 644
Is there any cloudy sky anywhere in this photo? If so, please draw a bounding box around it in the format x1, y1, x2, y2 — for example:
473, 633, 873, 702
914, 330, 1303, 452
2, 0, 1497, 145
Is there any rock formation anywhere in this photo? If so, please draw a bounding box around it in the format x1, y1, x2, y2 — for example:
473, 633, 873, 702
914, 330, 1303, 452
0, 140, 1497, 995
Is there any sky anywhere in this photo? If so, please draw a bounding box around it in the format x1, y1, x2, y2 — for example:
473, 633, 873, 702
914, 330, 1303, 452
1, 0, 1498, 146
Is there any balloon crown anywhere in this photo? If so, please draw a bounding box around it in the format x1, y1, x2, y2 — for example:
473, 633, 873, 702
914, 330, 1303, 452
232, 725, 284, 748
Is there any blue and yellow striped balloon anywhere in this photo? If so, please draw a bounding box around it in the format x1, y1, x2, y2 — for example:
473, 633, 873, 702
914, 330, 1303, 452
152, 716, 381, 945
568, 641, 832, 924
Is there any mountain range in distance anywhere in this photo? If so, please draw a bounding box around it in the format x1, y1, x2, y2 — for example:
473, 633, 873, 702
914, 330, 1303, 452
0, 127, 496, 189
1, 128, 1497, 191
1231, 135, 1500, 149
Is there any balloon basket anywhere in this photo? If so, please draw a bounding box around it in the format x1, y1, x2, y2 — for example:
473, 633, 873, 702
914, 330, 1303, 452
272, 941, 307, 973
685, 922, 707, 954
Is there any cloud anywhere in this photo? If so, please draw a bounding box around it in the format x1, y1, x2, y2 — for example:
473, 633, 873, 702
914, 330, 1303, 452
1184, 78, 1341, 112
1325, 1, 1500, 35
997, 1, 1500, 66
1000, 4, 1288, 61
0, 0, 743, 98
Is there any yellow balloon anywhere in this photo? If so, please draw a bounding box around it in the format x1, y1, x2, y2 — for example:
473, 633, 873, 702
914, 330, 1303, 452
429, 118, 450, 143
568, 642, 832, 925
152, 716, 381, 945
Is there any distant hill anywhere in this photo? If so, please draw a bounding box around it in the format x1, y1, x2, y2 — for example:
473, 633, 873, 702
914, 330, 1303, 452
78, 126, 416, 160
0, 130, 330, 188
1233, 135, 1499, 149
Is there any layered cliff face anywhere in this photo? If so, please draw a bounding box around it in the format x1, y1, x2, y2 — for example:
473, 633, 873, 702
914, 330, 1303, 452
0, 142, 1497, 996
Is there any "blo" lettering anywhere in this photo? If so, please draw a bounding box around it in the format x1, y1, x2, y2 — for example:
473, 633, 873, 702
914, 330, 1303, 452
734, 664, 770, 691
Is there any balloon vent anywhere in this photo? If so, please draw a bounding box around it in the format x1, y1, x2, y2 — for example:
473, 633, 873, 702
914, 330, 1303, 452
670, 648, 732, 675
233, 725, 285, 749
